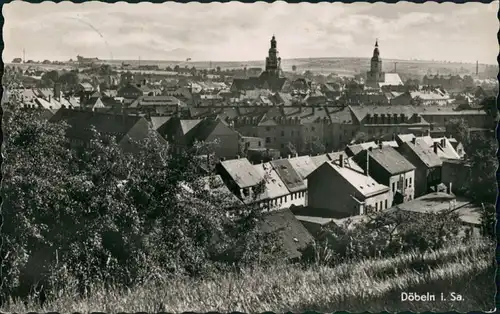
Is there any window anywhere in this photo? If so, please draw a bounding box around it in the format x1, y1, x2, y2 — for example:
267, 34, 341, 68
281, 130, 285, 136
284, 195, 287, 202
311, 127, 315, 131
281, 143, 285, 149
266, 127, 271, 131
405, 178, 408, 188
266, 137, 271, 143
291, 130, 294, 136
385, 199, 388, 209
392, 182, 396, 192
258, 141, 261, 147
242, 188, 249, 197
380, 201, 383, 210
409, 177, 412, 187
375, 203, 378, 211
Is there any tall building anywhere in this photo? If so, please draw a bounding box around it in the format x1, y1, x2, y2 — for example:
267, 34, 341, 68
366, 40, 384, 87
366, 40, 403, 89
231, 35, 287, 92
263, 35, 282, 78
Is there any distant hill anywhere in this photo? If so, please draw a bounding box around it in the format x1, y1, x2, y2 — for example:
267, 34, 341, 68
104, 57, 496, 79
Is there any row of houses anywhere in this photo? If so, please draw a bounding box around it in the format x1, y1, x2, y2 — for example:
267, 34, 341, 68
39, 107, 482, 260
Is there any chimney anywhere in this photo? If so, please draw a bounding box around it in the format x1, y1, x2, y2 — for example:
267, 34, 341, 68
448, 182, 453, 195
365, 151, 370, 176
378, 141, 383, 149
392, 133, 396, 141
427, 129, 431, 136
433, 141, 438, 154
288, 154, 291, 159
237, 155, 240, 159
48, 95, 51, 103
411, 137, 416, 144
53, 83, 61, 101
295, 153, 298, 158
339, 154, 344, 167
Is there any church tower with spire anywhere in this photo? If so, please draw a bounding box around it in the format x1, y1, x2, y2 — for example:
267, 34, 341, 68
264, 35, 282, 78
366, 39, 386, 88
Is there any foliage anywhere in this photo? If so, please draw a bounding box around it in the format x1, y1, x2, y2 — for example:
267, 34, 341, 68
302, 208, 464, 265
1, 107, 276, 303
292, 65, 297, 72
2, 240, 494, 313
58, 72, 80, 88
480, 96, 498, 121
464, 133, 497, 204
40, 71, 59, 88
445, 119, 470, 147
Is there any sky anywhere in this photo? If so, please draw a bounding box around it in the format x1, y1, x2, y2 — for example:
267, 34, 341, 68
3, 0, 499, 64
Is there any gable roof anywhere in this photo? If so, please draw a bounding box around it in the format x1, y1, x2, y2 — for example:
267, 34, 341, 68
258, 208, 315, 259
287, 155, 317, 181
150, 116, 171, 130
253, 162, 290, 200
328, 151, 365, 173
379, 73, 404, 87
315, 162, 390, 198
310, 154, 330, 167
357, 146, 416, 175
270, 159, 306, 193
49, 108, 146, 142
219, 158, 263, 189
401, 141, 443, 168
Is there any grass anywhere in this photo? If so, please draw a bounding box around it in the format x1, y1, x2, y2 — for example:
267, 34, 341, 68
2, 239, 495, 313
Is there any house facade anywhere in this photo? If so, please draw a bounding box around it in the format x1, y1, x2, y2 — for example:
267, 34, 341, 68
397, 139, 443, 197
306, 156, 391, 217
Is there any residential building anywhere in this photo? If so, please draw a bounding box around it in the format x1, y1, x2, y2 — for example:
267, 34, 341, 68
350, 105, 431, 139
158, 116, 239, 159
257, 208, 315, 260
128, 95, 187, 115
49, 108, 166, 153
270, 158, 308, 207
390, 90, 451, 106
253, 162, 296, 209
353, 146, 416, 205
216, 157, 265, 204
397, 138, 443, 197
306, 156, 391, 217
117, 82, 156, 99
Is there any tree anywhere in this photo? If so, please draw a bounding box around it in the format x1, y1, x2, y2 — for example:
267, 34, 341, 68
216, 66, 221, 74
174, 65, 180, 72
480, 96, 498, 122
292, 65, 297, 72
1, 107, 275, 302
445, 119, 470, 147
40, 70, 59, 87
58, 72, 80, 88
465, 134, 497, 204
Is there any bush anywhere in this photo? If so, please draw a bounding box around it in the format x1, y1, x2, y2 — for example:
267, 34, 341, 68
301, 208, 464, 266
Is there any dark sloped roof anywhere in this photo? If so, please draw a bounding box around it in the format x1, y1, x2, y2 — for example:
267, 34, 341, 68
270, 159, 306, 193
258, 208, 315, 259
401, 141, 443, 168
356, 146, 416, 175
49, 108, 145, 142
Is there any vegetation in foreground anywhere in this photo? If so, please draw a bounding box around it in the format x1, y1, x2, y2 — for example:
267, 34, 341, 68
2, 239, 495, 313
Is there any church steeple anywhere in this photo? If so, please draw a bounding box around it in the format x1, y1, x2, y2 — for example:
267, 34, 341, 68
270, 35, 277, 50
265, 34, 281, 77
372, 39, 380, 59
